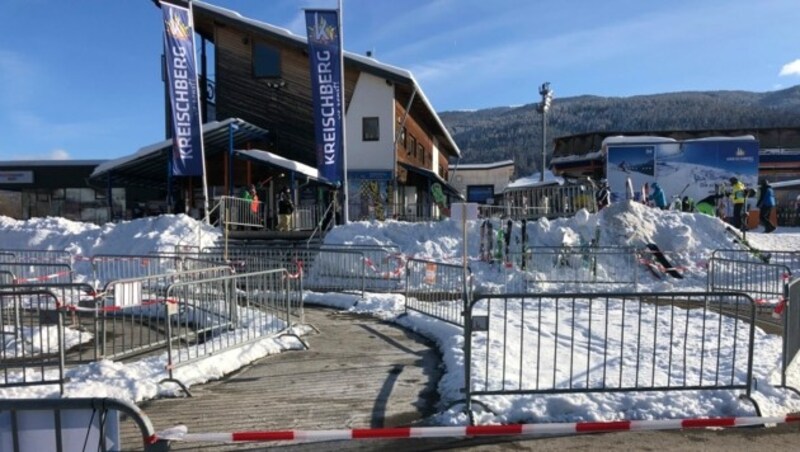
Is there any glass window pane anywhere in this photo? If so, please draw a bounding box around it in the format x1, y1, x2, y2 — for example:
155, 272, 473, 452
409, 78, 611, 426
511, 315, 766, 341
253, 42, 281, 78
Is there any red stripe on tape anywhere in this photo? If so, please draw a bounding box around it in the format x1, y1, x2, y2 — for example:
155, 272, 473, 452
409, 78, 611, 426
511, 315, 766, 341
466, 424, 523, 436
785, 414, 800, 423
576, 421, 631, 433
681, 418, 736, 428
232, 431, 295, 441
352, 427, 410, 439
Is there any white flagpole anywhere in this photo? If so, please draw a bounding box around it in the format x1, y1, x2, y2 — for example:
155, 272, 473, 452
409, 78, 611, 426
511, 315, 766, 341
188, 0, 210, 224
338, 0, 349, 224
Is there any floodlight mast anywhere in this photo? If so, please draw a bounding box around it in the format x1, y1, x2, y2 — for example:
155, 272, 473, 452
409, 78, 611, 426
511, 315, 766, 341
536, 82, 553, 182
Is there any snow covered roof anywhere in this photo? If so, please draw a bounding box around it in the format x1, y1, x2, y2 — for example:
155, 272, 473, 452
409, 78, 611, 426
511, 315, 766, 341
192, 1, 461, 158
505, 170, 564, 190
450, 160, 514, 170
550, 150, 604, 165
683, 135, 756, 142
90, 118, 270, 187
233, 149, 331, 185
601, 136, 677, 147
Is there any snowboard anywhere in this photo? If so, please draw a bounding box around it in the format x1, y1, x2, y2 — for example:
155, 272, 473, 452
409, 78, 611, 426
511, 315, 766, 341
645, 243, 684, 278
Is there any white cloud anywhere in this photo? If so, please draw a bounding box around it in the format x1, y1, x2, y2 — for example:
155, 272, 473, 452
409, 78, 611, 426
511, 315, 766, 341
48, 149, 70, 160
779, 59, 800, 77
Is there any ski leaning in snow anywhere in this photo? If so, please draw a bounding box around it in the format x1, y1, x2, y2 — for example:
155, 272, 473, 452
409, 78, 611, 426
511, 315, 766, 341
487, 221, 494, 263
479, 220, 487, 262
504, 219, 513, 267
495, 226, 505, 263
724, 226, 771, 264
644, 243, 684, 279
626, 177, 634, 201
520, 219, 528, 270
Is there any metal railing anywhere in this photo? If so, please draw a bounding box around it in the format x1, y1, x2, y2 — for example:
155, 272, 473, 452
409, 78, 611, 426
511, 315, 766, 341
0, 249, 72, 265
0, 289, 66, 394
93, 266, 233, 362
0, 397, 160, 452
499, 246, 639, 291
88, 254, 185, 288
708, 250, 791, 307
218, 195, 266, 230
164, 268, 302, 386
503, 183, 598, 219
405, 258, 470, 326
0, 262, 73, 285
464, 292, 758, 418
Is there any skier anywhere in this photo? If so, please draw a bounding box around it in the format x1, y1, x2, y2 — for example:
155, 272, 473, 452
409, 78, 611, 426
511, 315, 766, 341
756, 179, 776, 233
647, 182, 668, 209
277, 187, 295, 231
681, 196, 695, 212
728, 177, 747, 230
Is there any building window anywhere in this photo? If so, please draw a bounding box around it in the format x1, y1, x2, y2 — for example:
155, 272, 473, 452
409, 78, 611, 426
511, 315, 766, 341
362, 117, 379, 141
253, 41, 281, 78
417, 143, 425, 164
408, 135, 416, 156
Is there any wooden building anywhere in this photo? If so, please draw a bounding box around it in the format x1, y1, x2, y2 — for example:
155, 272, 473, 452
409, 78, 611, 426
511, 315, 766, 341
190, 1, 462, 221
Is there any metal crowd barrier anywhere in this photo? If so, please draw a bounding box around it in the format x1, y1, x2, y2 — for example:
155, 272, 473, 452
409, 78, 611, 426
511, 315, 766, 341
712, 249, 800, 272
0, 249, 72, 265
500, 246, 638, 291
164, 269, 302, 385
503, 183, 598, 219
0, 397, 160, 452
92, 266, 233, 362
0, 289, 66, 394
0, 262, 73, 285
783, 278, 800, 393
708, 251, 791, 307
405, 258, 470, 326
219, 195, 265, 230
464, 292, 758, 418
88, 254, 185, 288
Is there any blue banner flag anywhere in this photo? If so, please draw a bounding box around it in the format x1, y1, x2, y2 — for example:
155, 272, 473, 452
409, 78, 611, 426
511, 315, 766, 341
305, 10, 344, 185
161, 1, 204, 177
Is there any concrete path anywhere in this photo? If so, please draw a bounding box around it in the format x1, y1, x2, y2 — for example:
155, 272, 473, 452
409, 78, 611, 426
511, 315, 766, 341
123, 304, 441, 451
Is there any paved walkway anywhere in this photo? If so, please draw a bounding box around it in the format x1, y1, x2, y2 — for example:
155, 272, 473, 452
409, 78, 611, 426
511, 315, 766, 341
123, 304, 441, 451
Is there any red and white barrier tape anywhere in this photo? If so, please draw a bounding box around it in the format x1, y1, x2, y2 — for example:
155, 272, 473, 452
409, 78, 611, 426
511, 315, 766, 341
286, 260, 304, 280
59, 297, 177, 313
364, 255, 405, 279
159, 414, 800, 444
13, 270, 71, 284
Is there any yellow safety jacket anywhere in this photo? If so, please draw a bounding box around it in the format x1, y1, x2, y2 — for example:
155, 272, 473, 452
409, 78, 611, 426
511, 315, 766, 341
730, 181, 746, 205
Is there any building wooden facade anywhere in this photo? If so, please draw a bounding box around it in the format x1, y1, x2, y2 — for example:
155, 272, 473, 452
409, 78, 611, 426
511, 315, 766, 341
191, 1, 462, 220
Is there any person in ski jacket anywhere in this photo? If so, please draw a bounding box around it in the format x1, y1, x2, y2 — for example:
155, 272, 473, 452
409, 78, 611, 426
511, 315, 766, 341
728, 177, 747, 230
756, 179, 776, 233
681, 196, 695, 212
277, 187, 295, 231
647, 182, 667, 209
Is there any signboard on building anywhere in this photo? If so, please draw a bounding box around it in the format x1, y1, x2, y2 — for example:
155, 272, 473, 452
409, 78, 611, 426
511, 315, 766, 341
606, 137, 758, 205
0, 171, 34, 184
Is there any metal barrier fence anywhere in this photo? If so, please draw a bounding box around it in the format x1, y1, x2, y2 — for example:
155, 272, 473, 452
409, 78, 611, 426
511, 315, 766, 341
88, 254, 185, 288
1, 282, 99, 368
405, 258, 470, 327
0, 270, 12, 285
501, 246, 639, 291
93, 266, 233, 362
784, 278, 800, 392
0, 290, 66, 394
219, 195, 265, 229
711, 249, 800, 272
0, 248, 72, 265
504, 183, 598, 219
464, 292, 758, 417
164, 269, 302, 384
0, 262, 73, 285
0, 397, 160, 452
708, 251, 791, 306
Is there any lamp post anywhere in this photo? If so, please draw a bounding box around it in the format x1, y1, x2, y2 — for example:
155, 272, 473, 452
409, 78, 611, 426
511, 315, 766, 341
536, 82, 553, 182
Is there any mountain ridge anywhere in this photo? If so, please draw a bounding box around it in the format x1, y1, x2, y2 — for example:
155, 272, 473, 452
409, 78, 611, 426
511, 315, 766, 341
439, 85, 800, 175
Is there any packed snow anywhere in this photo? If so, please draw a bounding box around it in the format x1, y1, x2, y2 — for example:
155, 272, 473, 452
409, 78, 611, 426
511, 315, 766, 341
2, 202, 800, 427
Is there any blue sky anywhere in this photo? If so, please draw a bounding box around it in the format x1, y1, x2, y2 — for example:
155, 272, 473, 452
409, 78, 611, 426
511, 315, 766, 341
2, 0, 800, 161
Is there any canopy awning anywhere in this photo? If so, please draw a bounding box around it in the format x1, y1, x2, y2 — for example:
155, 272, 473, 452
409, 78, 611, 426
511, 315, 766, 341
89, 118, 269, 188
399, 162, 464, 200
233, 149, 333, 186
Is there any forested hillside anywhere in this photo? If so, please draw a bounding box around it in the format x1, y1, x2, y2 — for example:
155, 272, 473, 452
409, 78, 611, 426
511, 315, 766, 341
440, 86, 800, 176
